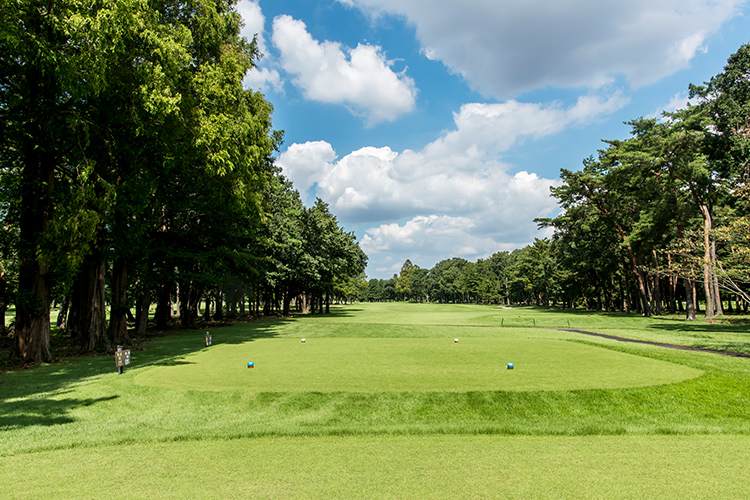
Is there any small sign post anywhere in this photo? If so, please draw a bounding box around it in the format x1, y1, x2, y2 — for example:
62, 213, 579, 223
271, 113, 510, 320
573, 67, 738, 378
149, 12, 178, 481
205, 331, 212, 347
115, 345, 130, 375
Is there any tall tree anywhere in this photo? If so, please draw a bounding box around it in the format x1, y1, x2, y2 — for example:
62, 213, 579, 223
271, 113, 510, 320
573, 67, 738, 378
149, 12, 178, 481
1, 0, 107, 362
395, 259, 416, 300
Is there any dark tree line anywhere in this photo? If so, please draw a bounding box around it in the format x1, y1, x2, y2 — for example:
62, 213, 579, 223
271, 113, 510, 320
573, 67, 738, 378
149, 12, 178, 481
1, 0, 366, 364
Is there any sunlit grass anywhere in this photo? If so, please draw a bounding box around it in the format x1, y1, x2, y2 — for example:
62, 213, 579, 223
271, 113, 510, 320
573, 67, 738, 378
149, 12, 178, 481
135, 337, 699, 392
2, 302, 750, 497
4, 435, 750, 499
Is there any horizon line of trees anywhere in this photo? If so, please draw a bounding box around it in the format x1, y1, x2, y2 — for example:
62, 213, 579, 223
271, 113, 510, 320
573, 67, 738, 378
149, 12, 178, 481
362, 43, 750, 318
1, 0, 366, 364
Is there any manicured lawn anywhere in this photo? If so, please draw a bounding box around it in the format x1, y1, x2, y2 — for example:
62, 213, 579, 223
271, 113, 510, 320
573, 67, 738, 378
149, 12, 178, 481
2, 302, 750, 498
136, 337, 700, 392
3, 435, 750, 499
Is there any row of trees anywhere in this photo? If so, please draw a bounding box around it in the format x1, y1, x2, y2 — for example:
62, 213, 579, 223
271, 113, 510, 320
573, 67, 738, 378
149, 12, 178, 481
1, 0, 366, 364
363, 43, 750, 318
539, 43, 750, 319
363, 254, 521, 305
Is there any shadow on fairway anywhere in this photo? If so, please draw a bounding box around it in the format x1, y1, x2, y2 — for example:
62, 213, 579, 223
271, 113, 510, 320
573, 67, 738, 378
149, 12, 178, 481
0, 317, 287, 429
508, 305, 750, 334
0, 354, 128, 432
294, 306, 362, 319
0, 394, 119, 431
646, 319, 750, 334
130, 318, 291, 369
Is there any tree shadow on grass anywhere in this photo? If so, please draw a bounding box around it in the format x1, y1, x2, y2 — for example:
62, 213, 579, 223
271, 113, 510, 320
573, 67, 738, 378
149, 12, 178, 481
0, 317, 287, 431
0, 354, 127, 432
0, 395, 119, 431
509, 305, 750, 333
288, 306, 362, 320
646, 319, 750, 334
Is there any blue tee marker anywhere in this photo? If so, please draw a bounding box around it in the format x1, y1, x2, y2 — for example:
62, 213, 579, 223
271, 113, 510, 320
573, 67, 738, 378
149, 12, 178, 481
247, 361, 254, 368
507, 362, 514, 370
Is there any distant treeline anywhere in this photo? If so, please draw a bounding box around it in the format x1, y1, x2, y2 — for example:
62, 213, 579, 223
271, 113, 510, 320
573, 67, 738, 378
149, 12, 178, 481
363, 43, 750, 318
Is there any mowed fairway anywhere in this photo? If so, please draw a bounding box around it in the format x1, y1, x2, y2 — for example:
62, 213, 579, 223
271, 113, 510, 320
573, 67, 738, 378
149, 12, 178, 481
136, 337, 700, 392
3, 302, 750, 498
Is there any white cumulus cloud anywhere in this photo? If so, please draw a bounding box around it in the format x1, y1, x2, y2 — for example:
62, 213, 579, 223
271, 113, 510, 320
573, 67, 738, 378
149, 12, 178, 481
278, 91, 624, 221
647, 91, 703, 118
339, 0, 743, 98
244, 66, 283, 93
277, 91, 627, 270
237, 0, 267, 52
276, 140, 337, 195
275, 83, 629, 276
238, 1, 285, 93
271, 14, 418, 125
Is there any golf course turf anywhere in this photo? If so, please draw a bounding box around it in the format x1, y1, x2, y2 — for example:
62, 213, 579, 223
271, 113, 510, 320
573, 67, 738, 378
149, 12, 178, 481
135, 337, 700, 392
2, 302, 750, 498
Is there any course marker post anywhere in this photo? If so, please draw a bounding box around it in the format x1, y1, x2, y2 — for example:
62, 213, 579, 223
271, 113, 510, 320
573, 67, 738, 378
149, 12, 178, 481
115, 345, 130, 375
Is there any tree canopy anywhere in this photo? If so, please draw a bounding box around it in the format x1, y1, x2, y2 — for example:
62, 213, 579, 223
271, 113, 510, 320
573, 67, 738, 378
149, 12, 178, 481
1, 0, 367, 364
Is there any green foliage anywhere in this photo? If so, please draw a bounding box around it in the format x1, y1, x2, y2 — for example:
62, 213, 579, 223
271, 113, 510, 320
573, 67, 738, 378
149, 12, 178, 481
692, 43, 750, 178
0, 0, 368, 355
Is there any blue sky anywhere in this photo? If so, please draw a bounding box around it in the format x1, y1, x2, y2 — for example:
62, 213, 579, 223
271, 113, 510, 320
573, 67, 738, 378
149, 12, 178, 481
238, 0, 750, 279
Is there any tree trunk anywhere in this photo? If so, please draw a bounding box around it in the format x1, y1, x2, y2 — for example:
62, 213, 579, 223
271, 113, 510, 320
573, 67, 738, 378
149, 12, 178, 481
262, 288, 271, 316
69, 258, 107, 351
215, 290, 224, 320
203, 294, 212, 321
666, 252, 677, 314
135, 289, 151, 336
282, 288, 292, 316
13, 93, 55, 363
14, 263, 52, 363
684, 278, 696, 320
179, 281, 202, 327
653, 273, 662, 315
698, 204, 724, 318
154, 284, 172, 329
668, 274, 677, 315
56, 295, 70, 330
634, 266, 651, 316
616, 226, 651, 316
710, 235, 723, 316
108, 262, 129, 344
174, 281, 181, 323
700, 204, 714, 318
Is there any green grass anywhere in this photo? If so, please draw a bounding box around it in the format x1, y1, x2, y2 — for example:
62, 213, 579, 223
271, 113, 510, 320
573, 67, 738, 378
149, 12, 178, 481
136, 337, 700, 392
2, 302, 750, 498
3, 435, 750, 499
